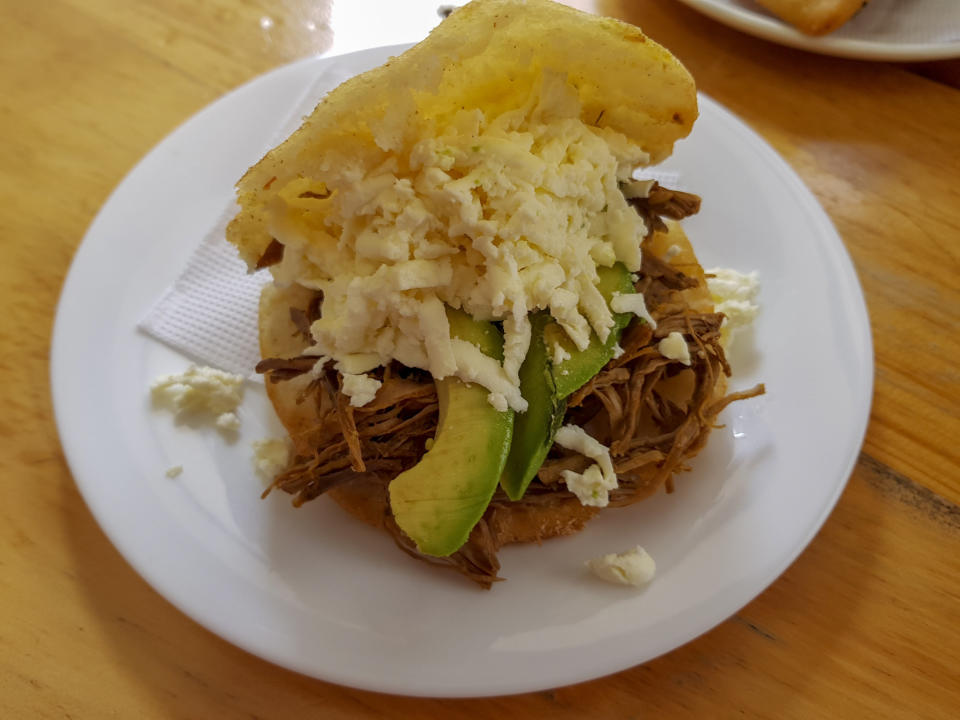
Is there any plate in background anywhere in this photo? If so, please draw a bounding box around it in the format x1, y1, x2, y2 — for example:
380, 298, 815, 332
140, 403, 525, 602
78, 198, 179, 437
676, 0, 960, 60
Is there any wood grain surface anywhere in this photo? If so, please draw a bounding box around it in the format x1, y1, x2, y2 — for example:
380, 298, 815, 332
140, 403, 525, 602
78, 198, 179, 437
1, 0, 958, 717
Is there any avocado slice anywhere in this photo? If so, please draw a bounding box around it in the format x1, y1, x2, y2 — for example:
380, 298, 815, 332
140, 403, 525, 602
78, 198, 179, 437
499, 312, 567, 501
499, 263, 639, 500
552, 263, 637, 399
388, 308, 514, 557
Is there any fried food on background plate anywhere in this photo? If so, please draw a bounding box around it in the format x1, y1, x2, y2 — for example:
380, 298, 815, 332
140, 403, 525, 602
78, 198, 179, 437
754, 0, 873, 36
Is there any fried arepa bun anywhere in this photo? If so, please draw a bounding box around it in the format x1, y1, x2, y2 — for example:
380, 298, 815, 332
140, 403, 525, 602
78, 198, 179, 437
227, 0, 696, 268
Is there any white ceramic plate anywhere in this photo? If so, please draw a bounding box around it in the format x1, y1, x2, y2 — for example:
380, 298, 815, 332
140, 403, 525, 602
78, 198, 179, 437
51, 46, 872, 697
676, 0, 960, 61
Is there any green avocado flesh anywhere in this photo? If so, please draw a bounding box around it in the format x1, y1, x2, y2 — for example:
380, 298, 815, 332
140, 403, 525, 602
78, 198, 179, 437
552, 263, 636, 399
389, 266, 641, 550
388, 309, 514, 557
500, 263, 638, 500
499, 312, 566, 501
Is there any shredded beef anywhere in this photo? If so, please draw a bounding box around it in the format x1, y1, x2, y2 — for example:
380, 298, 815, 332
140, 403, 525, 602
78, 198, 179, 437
255, 238, 284, 269
646, 183, 702, 219
628, 182, 702, 221
288, 291, 324, 341
626, 182, 701, 237
385, 514, 503, 589
289, 308, 312, 340
255, 355, 317, 383
261, 365, 440, 507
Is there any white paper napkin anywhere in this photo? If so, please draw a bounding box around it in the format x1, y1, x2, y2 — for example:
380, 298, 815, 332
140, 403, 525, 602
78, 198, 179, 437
138, 59, 685, 377
138, 61, 359, 377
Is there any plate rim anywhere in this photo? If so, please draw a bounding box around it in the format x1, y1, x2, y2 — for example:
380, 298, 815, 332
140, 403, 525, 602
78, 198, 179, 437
51, 47, 874, 697
675, 0, 960, 61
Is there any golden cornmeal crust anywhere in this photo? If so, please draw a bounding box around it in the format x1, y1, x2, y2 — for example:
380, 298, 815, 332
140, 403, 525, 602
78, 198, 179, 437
226, 0, 697, 268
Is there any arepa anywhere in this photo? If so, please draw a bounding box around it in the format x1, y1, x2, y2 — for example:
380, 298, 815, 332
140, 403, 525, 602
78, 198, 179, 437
231, 0, 764, 586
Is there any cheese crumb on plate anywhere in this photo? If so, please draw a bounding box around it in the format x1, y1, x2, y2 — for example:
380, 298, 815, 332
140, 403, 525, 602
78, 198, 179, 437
588, 546, 656, 587
706, 268, 760, 350
150, 365, 244, 432
252, 438, 292, 483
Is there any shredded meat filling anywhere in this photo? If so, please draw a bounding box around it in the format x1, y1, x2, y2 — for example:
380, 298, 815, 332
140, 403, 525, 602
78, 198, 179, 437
255, 355, 317, 383
626, 182, 702, 236
256, 185, 765, 588
255, 238, 284, 269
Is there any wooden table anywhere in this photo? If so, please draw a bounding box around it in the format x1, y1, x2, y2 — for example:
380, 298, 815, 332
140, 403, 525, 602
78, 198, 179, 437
2, 1, 958, 717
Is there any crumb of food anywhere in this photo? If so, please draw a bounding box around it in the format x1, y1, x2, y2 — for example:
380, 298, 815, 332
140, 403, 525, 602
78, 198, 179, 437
663, 244, 682, 262
554, 424, 617, 507
340, 372, 383, 407
657, 330, 691, 365
610, 291, 657, 329
588, 546, 656, 587
486, 392, 508, 412
705, 268, 760, 350
165, 465, 183, 479
215, 412, 241, 432
550, 339, 572, 365
252, 438, 291, 483
150, 365, 244, 432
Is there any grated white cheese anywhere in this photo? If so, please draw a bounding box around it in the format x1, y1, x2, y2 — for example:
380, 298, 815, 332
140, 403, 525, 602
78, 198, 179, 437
657, 331, 691, 365
705, 268, 760, 350
610, 291, 657, 329
487, 392, 509, 413
150, 365, 244, 431
450, 339, 527, 412
335, 353, 381, 375
215, 412, 241, 433
252, 438, 291, 482
269, 72, 653, 410
588, 546, 656, 587
550, 339, 572, 366
620, 178, 656, 199
340, 372, 383, 408
554, 424, 617, 507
